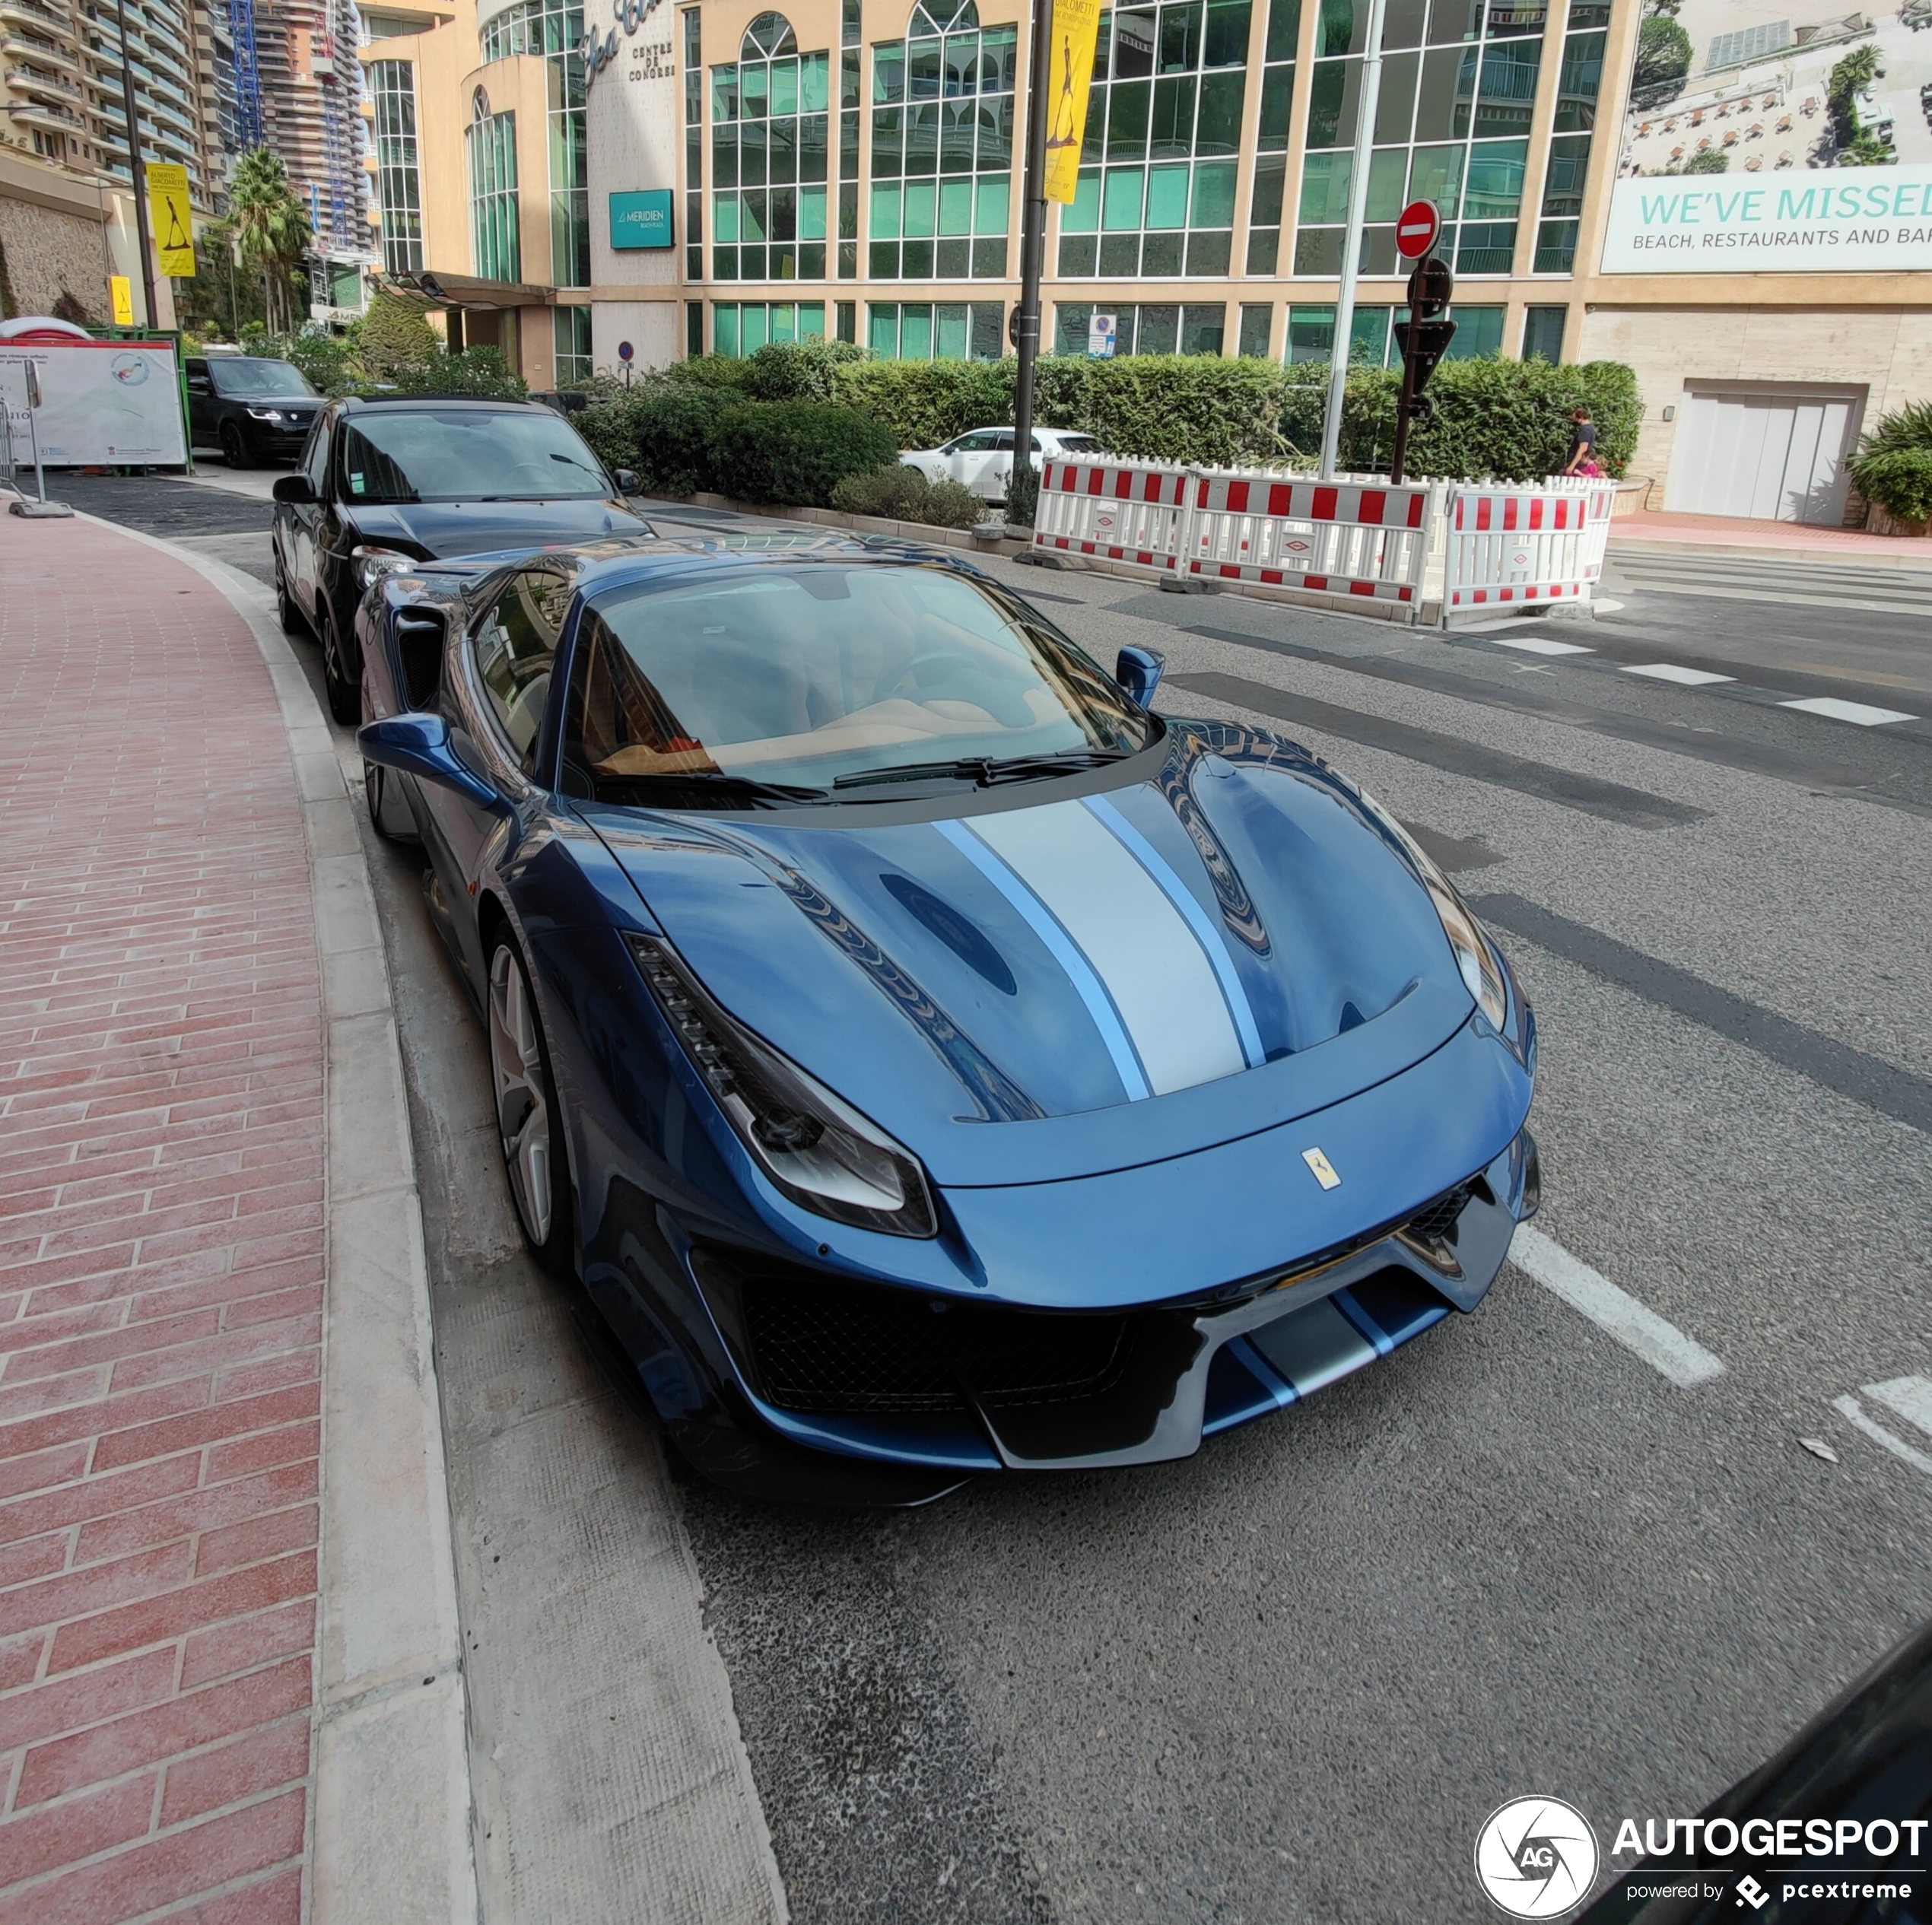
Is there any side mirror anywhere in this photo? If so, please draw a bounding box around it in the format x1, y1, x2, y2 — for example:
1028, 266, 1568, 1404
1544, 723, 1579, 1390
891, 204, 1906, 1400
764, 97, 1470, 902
1115, 645, 1165, 709
614, 468, 639, 495
273, 473, 316, 504
359, 713, 501, 811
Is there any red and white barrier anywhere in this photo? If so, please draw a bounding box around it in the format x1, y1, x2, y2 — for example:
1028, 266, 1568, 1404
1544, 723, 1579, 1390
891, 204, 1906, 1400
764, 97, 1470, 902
1031, 457, 1193, 573
1442, 478, 1618, 611
1031, 458, 1439, 606
1181, 473, 1437, 604
1028, 458, 1619, 623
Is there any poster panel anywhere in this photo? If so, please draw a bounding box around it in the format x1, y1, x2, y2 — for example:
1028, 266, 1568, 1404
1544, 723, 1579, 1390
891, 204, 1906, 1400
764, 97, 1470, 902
1043, 0, 1104, 205
1606, 0, 1932, 272
0, 342, 186, 465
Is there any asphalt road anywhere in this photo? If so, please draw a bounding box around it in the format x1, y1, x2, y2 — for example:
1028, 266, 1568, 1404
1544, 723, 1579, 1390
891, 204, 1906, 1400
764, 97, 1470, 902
62, 472, 1932, 1923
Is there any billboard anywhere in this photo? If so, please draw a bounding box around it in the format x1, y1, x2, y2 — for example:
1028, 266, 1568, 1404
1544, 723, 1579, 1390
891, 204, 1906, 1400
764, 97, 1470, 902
1606, 0, 1932, 272
0, 341, 186, 466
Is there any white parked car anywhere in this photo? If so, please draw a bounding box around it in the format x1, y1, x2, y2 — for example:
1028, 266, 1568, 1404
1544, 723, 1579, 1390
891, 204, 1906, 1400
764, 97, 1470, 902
899, 426, 1102, 503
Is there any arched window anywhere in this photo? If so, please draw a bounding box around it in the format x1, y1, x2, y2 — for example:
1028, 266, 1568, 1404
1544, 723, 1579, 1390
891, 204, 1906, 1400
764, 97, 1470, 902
742, 11, 797, 59
711, 11, 830, 284
908, 0, 978, 33
866, 0, 1016, 308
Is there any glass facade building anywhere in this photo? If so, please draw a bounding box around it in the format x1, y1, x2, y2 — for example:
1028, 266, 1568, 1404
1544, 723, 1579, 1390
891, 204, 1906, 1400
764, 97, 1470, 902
370, 59, 425, 275
634, 0, 1616, 364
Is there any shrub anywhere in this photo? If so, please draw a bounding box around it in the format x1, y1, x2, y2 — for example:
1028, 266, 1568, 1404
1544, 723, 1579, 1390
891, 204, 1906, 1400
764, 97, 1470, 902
664, 353, 760, 393
578, 383, 736, 496
828, 353, 1289, 465
1005, 459, 1041, 529
355, 293, 440, 380
833, 358, 1018, 449
705, 399, 900, 506
246, 327, 361, 396
830, 464, 987, 528
1079, 355, 1293, 465
741, 338, 867, 401
1279, 356, 1641, 481
385, 345, 529, 400
1849, 405, 1932, 522
1852, 449, 1932, 524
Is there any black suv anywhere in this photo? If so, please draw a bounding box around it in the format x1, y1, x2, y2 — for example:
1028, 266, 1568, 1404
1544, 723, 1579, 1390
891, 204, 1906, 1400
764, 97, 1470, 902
185, 355, 324, 467
272, 395, 643, 722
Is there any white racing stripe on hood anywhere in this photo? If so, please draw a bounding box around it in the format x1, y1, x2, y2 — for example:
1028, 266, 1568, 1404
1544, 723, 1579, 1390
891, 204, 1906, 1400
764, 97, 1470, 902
966, 799, 1248, 1097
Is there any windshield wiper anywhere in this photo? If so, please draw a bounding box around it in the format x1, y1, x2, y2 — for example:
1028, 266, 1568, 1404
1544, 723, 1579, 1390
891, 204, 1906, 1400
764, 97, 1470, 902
599, 771, 830, 808
833, 748, 1126, 792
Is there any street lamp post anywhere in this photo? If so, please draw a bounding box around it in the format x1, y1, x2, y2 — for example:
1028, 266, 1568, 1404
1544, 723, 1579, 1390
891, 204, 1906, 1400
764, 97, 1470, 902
1011, 0, 1054, 518
113, 0, 160, 330
1317, 0, 1389, 479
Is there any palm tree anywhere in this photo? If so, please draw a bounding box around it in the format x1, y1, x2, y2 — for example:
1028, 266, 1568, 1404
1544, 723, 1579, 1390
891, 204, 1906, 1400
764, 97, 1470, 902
227, 148, 311, 335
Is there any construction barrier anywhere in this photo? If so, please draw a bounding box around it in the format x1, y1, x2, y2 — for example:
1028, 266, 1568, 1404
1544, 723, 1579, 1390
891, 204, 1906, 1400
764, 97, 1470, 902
1030, 456, 1193, 574
1029, 459, 1619, 622
1441, 478, 1619, 612
1032, 458, 1440, 606
1181, 474, 1438, 605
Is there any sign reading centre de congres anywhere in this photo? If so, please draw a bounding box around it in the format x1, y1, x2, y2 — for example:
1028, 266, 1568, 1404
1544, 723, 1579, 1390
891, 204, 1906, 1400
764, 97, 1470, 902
1601, 165, 1932, 274
609, 189, 673, 250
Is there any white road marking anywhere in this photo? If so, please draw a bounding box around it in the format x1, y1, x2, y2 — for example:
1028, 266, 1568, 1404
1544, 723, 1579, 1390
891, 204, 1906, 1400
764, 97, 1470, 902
1510, 1225, 1725, 1387
1865, 1375, 1932, 1438
1619, 662, 1737, 687
1778, 695, 1918, 726
1833, 1394, 1932, 1479
1483, 634, 1595, 657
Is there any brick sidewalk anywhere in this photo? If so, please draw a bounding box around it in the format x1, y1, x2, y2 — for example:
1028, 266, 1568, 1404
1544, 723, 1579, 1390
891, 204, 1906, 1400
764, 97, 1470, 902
0, 512, 323, 1921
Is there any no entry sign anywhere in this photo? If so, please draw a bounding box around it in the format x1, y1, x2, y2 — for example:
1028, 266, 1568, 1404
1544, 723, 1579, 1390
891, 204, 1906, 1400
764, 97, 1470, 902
1396, 200, 1441, 259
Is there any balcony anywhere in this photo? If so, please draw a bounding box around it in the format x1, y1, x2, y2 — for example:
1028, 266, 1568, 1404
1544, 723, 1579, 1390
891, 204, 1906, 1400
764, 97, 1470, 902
0, 0, 71, 29
1, 32, 80, 73
5, 62, 82, 103
8, 93, 81, 126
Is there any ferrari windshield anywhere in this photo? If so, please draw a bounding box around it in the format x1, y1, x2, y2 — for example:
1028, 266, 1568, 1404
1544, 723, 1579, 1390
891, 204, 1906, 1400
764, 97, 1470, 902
337, 409, 611, 503
561, 561, 1152, 802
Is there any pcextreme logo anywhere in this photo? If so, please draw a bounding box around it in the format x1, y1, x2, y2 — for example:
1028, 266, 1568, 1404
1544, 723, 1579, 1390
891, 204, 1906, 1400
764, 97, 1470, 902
1474, 1796, 1600, 1918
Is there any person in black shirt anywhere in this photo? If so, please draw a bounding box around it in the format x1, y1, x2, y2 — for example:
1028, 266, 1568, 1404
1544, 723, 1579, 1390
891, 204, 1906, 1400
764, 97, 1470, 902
1562, 406, 1601, 477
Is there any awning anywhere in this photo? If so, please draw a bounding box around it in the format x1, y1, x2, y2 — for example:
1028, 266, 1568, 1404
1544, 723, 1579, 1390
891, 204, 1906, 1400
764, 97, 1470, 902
380, 272, 554, 310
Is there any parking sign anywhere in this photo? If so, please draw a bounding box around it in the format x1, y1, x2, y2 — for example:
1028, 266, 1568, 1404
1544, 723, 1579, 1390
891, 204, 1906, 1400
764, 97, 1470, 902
1088, 313, 1117, 358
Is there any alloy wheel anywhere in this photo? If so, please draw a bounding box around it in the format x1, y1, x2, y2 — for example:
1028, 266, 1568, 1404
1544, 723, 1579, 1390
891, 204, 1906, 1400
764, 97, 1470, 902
221, 423, 249, 469
489, 944, 553, 1247
321, 608, 357, 724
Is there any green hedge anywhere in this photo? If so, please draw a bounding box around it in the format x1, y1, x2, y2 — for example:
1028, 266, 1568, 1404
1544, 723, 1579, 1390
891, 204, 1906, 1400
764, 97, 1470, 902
707, 400, 899, 506
577, 385, 736, 496
1279, 357, 1641, 481
828, 354, 1292, 465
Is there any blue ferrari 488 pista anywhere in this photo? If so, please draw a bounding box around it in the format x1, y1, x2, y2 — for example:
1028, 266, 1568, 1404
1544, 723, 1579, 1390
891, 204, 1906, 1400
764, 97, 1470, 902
356, 532, 1538, 1502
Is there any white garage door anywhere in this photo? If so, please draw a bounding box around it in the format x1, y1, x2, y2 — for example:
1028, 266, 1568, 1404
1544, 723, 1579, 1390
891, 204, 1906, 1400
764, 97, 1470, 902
1663, 382, 1866, 525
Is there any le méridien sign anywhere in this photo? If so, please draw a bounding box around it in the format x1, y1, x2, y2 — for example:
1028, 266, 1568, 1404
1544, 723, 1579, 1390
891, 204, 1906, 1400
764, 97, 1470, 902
1601, 164, 1932, 274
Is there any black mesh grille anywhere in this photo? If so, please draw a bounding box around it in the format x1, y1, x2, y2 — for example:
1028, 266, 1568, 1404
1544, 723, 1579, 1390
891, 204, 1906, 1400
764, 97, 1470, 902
743, 1281, 1133, 1415
1403, 1179, 1480, 1246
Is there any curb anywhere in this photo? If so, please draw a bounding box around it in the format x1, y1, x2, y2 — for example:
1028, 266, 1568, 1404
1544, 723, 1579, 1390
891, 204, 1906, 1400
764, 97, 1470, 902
72, 516, 478, 1925
1605, 532, 1932, 572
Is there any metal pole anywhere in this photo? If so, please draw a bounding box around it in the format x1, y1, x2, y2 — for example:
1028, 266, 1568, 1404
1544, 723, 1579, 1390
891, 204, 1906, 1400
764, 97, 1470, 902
114, 0, 160, 331
26, 363, 47, 504
1317, 0, 1388, 480
1012, 0, 1054, 513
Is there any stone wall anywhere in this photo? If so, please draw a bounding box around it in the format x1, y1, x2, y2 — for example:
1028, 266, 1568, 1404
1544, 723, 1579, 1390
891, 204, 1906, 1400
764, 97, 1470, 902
0, 194, 108, 321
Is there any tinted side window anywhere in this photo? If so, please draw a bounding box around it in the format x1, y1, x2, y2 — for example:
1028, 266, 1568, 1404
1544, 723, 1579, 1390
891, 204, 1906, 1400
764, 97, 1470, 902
303, 415, 331, 493
473, 568, 570, 773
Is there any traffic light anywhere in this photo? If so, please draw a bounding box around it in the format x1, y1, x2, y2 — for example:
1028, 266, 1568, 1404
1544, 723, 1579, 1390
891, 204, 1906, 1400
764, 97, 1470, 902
1390, 257, 1457, 485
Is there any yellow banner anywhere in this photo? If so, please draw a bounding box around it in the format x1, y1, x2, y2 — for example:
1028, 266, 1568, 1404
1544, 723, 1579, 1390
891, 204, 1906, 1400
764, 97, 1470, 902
146, 162, 196, 278
110, 275, 134, 326
1042, 0, 1103, 205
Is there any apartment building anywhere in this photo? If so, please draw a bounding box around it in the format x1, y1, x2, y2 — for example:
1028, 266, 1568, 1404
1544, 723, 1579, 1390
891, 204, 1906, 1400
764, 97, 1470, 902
357, 0, 593, 384
259, 0, 373, 261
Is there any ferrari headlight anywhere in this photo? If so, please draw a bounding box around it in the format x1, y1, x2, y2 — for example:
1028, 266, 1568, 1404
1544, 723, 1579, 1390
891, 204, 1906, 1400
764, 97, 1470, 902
1352, 789, 1508, 1031
352, 545, 415, 589
626, 932, 938, 1238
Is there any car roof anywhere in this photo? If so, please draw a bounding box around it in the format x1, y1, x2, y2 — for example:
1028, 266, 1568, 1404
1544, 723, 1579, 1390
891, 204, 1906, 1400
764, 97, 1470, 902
402, 531, 974, 596
338, 394, 551, 413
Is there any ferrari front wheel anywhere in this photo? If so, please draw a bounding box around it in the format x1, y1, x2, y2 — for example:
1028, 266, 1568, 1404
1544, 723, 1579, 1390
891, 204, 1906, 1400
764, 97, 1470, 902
488, 938, 574, 1276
